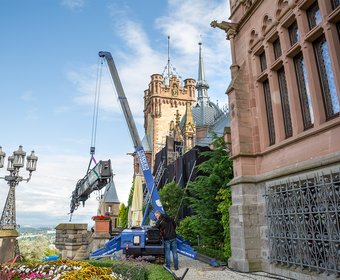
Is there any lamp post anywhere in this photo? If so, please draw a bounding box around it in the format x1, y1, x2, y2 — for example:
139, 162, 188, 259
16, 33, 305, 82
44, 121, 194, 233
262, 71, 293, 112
0, 145, 37, 262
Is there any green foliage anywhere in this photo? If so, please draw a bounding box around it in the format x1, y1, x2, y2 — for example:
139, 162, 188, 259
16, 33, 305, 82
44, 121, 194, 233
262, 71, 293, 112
159, 181, 184, 219
118, 203, 128, 229
18, 236, 52, 261
146, 263, 173, 280
177, 216, 200, 245
85, 259, 114, 267
217, 185, 232, 259
88, 260, 172, 280
180, 136, 233, 258
44, 247, 59, 257
127, 182, 135, 208
193, 245, 228, 262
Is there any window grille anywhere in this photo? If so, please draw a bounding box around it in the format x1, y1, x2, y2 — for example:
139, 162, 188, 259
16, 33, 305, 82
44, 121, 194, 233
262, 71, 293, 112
294, 53, 314, 129
277, 67, 293, 138
263, 80, 275, 145
260, 51, 267, 72
273, 38, 282, 60
289, 21, 300, 46
313, 35, 340, 118
265, 169, 340, 276
307, 2, 322, 30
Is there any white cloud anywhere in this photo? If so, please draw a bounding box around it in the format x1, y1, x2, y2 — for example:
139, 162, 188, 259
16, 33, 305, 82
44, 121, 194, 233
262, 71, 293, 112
0, 151, 132, 227
20, 90, 36, 102
61, 0, 85, 11
155, 0, 232, 103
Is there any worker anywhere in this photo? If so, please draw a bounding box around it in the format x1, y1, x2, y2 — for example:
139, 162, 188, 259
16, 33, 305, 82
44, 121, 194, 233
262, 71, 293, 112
154, 210, 179, 270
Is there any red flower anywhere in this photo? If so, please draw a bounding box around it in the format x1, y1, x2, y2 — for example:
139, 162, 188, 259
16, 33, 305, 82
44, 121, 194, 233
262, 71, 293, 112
91, 215, 111, 221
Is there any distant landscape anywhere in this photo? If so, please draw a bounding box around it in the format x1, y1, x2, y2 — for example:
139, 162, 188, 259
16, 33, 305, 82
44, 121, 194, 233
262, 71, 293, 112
17, 226, 58, 261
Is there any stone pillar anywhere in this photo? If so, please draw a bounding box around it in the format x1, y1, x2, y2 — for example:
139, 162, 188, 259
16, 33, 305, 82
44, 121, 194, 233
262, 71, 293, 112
87, 231, 111, 255
55, 223, 89, 260
228, 181, 263, 272
0, 229, 19, 263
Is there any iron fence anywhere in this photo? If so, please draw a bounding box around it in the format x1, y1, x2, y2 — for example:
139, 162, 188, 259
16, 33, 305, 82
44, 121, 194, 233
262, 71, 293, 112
265, 169, 340, 276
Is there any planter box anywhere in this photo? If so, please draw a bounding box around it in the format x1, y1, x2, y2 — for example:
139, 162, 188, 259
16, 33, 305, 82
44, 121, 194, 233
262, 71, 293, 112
94, 220, 110, 233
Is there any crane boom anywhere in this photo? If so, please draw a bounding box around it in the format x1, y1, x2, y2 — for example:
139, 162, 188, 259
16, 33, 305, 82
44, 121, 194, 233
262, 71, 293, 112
98, 51, 142, 148
90, 51, 219, 267
99, 51, 164, 222
69, 160, 112, 216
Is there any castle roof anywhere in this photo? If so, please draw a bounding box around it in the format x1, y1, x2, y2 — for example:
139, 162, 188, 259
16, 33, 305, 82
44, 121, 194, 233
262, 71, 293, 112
102, 179, 120, 203
181, 41, 230, 140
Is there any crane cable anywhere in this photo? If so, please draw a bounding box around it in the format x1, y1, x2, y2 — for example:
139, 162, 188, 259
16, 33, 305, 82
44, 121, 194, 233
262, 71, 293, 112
87, 56, 104, 173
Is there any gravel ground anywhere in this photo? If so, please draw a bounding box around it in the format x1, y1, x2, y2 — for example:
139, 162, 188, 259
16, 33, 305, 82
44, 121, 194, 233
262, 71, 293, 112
169, 255, 291, 280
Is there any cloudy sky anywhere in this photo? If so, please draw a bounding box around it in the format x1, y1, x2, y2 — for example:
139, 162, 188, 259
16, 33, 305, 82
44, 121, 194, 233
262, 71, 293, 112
0, 0, 231, 227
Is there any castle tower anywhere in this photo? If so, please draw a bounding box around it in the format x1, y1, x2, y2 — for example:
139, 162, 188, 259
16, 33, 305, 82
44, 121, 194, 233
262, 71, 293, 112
143, 61, 196, 160
98, 179, 120, 229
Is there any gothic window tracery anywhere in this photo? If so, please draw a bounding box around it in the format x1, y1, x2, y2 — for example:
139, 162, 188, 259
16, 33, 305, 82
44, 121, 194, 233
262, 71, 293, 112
249, 29, 259, 49
275, 0, 289, 19
261, 15, 273, 36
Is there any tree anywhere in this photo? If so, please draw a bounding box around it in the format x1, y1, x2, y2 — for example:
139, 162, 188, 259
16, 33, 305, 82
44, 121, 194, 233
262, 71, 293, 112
178, 136, 233, 254
159, 182, 184, 219
118, 203, 128, 229
19, 236, 51, 261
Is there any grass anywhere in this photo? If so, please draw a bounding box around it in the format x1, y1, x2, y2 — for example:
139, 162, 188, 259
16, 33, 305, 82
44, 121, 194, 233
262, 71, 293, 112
87, 259, 173, 280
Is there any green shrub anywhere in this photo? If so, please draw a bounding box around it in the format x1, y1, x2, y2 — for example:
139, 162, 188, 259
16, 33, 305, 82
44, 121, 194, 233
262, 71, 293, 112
85, 259, 114, 267
177, 216, 200, 245
194, 245, 228, 262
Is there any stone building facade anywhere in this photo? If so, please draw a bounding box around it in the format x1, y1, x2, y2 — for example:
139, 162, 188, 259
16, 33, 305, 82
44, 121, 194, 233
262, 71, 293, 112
143, 74, 196, 161
141, 42, 229, 173
212, 0, 340, 278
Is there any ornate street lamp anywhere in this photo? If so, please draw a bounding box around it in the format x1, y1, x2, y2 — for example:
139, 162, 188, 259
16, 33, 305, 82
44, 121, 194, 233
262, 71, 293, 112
0, 146, 37, 262
0, 146, 38, 230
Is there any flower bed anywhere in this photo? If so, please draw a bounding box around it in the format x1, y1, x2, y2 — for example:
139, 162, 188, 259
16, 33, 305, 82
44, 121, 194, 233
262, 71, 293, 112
0, 259, 115, 279
0, 259, 173, 280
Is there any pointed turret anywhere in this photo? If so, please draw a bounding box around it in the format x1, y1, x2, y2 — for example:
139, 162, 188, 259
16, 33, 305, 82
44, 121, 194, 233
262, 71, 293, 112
196, 41, 209, 104
183, 102, 196, 151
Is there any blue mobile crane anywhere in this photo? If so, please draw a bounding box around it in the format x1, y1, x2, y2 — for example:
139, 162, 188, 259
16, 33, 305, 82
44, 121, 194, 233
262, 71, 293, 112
72, 51, 218, 268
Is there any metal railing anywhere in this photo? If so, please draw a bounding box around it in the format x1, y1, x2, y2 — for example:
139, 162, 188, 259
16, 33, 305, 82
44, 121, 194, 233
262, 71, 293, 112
265, 168, 340, 276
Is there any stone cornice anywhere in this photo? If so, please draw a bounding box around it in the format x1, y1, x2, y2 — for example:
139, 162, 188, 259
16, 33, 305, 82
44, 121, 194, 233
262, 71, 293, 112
229, 152, 340, 186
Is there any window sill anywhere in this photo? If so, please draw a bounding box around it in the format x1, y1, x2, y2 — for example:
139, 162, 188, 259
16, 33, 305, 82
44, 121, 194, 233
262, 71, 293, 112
304, 25, 323, 42
270, 58, 283, 71
328, 5, 340, 23
286, 43, 301, 58
256, 71, 268, 83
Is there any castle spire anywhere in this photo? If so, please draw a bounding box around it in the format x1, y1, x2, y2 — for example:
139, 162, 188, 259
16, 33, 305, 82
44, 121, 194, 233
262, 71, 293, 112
196, 40, 209, 104
162, 36, 182, 86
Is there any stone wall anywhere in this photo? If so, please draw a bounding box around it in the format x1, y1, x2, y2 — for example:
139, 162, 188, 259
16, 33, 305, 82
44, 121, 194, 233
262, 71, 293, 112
0, 229, 19, 263
55, 223, 89, 260
55, 223, 115, 260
